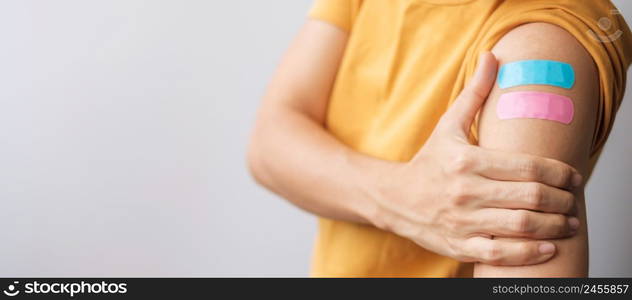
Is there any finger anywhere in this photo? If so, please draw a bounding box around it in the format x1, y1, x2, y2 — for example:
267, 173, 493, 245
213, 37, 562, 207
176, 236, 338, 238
469, 208, 579, 239
462, 236, 556, 266
474, 148, 583, 189
476, 180, 577, 215
440, 52, 498, 136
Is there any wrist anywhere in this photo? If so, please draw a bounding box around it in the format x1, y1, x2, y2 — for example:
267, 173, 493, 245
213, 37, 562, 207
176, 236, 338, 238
351, 155, 404, 229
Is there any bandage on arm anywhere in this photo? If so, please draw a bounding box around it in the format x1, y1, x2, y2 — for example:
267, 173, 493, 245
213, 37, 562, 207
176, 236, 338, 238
474, 23, 599, 277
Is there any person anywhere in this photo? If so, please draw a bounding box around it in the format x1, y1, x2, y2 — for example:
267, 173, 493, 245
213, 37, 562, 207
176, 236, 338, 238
247, 0, 632, 277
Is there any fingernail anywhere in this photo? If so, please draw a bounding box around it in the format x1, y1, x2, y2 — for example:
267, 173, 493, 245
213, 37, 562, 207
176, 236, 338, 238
539, 243, 555, 254
572, 173, 583, 188
568, 217, 580, 230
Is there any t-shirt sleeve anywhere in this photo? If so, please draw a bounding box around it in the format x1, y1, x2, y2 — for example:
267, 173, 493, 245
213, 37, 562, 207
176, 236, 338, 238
462, 0, 632, 155
308, 0, 362, 32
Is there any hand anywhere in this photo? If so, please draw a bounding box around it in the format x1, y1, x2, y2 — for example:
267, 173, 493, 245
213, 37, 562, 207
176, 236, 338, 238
367, 52, 582, 266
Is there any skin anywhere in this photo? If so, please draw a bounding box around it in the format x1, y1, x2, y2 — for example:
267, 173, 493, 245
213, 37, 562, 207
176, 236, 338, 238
474, 22, 597, 277
248, 20, 586, 270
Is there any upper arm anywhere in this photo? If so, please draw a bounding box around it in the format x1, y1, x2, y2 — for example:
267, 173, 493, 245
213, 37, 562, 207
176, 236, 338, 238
260, 19, 348, 124
474, 23, 599, 277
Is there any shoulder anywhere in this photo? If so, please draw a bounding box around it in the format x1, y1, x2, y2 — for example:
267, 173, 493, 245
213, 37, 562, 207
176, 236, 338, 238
476, 6, 630, 154
490, 22, 599, 104
492, 22, 596, 74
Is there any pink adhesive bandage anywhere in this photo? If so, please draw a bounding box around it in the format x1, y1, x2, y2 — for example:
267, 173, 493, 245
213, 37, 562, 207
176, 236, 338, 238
496, 91, 574, 124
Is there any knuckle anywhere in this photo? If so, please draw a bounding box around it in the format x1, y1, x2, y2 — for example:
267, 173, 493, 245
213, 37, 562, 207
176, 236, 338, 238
560, 192, 575, 213
483, 244, 502, 265
520, 159, 540, 180
552, 214, 568, 235
448, 181, 471, 206
489, 184, 505, 201
516, 243, 535, 264
464, 85, 485, 101
511, 211, 532, 234
449, 150, 474, 174
443, 211, 465, 233
563, 193, 576, 214
527, 183, 545, 209
558, 165, 573, 187
517, 242, 532, 256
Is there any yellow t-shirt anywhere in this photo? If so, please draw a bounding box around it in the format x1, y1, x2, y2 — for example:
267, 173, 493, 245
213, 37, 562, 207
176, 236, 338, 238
308, 0, 632, 277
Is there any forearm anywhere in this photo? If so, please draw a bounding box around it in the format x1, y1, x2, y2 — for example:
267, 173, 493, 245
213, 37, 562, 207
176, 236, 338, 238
247, 20, 385, 223
248, 104, 390, 224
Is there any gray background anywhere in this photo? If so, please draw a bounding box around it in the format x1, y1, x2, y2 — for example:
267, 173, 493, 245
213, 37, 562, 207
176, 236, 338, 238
0, 0, 629, 277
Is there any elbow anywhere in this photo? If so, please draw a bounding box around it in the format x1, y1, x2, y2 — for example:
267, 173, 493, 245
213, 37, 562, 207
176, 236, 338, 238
246, 123, 269, 188
247, 102, 293, 192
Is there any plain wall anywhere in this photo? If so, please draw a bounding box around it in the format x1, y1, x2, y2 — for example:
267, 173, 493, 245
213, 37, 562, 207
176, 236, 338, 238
0, 0, 629, 277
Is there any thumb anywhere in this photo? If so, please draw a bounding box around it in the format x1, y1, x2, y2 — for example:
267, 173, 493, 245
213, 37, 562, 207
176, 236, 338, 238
441, 52, 498, 136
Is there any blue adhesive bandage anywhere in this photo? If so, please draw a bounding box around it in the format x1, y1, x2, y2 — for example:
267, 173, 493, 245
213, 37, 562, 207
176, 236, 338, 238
497, 60, 575, 89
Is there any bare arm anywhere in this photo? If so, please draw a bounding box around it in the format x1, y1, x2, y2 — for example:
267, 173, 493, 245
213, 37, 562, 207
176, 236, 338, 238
247, 20, 387, 223
248, 19, 584, 266
474, 23, 598, 277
